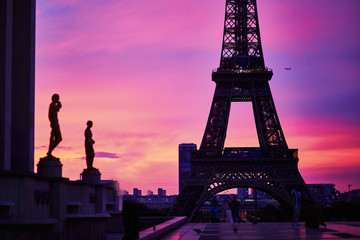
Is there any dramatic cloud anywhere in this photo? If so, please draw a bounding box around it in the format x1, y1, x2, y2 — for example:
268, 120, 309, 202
95, 152, 123, 159
35, 146, 73, 151
35, 146, 47, 150
77, 151, 123, 160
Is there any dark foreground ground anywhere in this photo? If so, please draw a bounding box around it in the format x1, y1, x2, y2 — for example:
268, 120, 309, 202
158, 222, 360, 240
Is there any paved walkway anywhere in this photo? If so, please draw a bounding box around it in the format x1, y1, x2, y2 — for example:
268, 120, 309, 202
160, 222, 360, 240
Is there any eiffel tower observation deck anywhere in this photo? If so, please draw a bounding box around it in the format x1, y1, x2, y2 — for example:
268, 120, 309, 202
169, 0, 311, 220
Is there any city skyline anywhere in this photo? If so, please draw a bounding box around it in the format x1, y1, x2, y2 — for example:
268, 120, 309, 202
34, 0, 360, 194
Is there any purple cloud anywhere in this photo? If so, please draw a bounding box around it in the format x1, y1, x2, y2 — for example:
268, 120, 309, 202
96, 151, 123, 159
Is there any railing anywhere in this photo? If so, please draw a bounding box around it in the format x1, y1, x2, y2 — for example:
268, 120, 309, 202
213, 67, 273, 73
192, 147, 298, 160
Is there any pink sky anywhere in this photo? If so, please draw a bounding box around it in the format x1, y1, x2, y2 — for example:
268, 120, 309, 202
35, 0, 360, 194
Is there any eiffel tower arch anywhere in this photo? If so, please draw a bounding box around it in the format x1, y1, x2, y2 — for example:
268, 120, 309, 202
170, 0, 311, 220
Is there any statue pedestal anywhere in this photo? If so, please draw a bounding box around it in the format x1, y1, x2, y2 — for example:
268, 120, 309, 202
37, 155, 63, 178
82, 168, 101, 184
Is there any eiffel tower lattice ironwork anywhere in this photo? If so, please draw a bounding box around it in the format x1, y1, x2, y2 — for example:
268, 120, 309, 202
170, 0, 310, 220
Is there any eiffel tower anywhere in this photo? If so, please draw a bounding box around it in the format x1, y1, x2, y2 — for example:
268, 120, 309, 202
170, 0, 310, 220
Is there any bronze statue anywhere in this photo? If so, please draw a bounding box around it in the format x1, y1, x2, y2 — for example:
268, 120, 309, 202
85, 120, 95, 169
47, 93, 62, 156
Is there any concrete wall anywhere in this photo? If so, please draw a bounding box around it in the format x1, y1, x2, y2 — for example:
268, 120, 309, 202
0, 174, 123, 240
0, 0, 13, 172
0, 0, 35, 173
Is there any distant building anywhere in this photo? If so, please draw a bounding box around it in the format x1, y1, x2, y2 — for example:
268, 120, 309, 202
158, 188, 166, 197
179, 143, 197, 192
307, 184, 337, 204
345, 189, 360, 203
133, 188, 142, 196
147, 190, 154, 196
123, 195, 177, 210
237, 188, 249, 199
119, 189, 129, 196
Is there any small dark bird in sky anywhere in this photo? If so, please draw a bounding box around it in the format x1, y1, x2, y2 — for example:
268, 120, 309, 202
193, 228, 202, 234
284, 67, 292, 70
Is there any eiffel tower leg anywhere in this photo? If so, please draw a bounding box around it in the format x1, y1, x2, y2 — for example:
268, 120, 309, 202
200, 91, 231, 150
169, 167, 208, 217
252, 81, 287, 149
170, 153, 312, 221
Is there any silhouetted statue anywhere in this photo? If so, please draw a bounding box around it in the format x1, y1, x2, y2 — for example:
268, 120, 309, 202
85, 120, 95, 169
47, 93, 62, 156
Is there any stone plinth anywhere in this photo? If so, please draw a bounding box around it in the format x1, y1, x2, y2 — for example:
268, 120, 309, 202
37, 155, 62, 178
82, 168, 101, 184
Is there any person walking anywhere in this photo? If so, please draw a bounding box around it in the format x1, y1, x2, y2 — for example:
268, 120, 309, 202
210, 199, 220, 223
229, 195, 241, 232
225, 198, 233, 223
291, 184, 302, 226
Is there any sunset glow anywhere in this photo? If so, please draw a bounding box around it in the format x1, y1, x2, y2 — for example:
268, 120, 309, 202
35, 0, 360, 194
